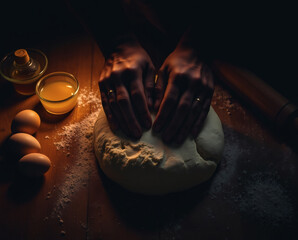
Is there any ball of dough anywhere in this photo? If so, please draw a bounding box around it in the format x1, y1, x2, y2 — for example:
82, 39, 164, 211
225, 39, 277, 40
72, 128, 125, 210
94, 107, 224, 195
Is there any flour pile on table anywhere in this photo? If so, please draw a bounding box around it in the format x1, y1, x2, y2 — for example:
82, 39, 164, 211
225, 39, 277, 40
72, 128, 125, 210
51, 88, 101, 215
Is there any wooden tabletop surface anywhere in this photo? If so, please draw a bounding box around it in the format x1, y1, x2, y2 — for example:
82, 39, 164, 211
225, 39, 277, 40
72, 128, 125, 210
1, 2, 298, 240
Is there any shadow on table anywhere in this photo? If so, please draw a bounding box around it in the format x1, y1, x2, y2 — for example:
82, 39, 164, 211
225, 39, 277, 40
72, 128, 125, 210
99, 166, 211, 232
97, 125, 298, 239
6, 175, 44, 203
0, 137, 45, 203
0, 136, 18, 183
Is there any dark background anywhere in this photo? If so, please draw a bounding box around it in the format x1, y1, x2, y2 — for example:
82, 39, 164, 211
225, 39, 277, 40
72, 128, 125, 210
1, 1, 297, 105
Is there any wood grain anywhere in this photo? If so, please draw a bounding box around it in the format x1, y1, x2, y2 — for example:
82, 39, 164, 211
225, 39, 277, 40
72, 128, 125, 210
1, 6, 298, 240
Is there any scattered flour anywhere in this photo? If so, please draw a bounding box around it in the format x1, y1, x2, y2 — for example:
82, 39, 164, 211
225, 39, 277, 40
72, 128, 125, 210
208, 127, 240, 196
208, 126, 295, 227
78, 87, 101, 111
51, 87, 101, 216
236, 172, 294, 226
212, 86, 246, 116
46, 86, 295, 232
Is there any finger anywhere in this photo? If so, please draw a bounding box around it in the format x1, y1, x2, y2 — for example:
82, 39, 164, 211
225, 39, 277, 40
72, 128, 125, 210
130, 71, 152, 129
174, 96, 203, 145
109, 64, 142, 138
99, 86, 119, 131
98, 68, 119, 131
154, 70, 166, 111
153, 77, 180, 133
107, 88, 132, 136
143, 64, 155, 110
108, 66, 143, 139
117, 86, 143, 139
189, 66, 214, 139
191, 98, 212, 139
162, 90, 194, 143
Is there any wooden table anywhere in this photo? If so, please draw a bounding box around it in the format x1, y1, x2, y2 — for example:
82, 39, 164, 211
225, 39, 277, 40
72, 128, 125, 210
1, 3, 298, 240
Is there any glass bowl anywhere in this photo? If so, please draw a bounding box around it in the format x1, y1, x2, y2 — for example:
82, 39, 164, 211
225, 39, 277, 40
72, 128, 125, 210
0, 48, 48, 95
36, 72, 79, 115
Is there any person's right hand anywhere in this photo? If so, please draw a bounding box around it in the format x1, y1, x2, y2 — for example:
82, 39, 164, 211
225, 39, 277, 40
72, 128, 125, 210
99, 42, 155, 139
153, 45, 214, 145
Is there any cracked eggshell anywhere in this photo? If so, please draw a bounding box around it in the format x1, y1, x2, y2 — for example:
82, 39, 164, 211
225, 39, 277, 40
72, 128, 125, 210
8, 133, 41, 158
11, 109, 41, 135
18, 153, 51, 177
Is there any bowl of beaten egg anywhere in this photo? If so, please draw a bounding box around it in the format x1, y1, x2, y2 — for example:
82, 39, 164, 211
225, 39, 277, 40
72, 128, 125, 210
35, 72, 79, 115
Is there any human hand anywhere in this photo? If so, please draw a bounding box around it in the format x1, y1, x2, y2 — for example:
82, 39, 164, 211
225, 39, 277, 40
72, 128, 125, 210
99, 42, 155, 139
153, 46, 214, 145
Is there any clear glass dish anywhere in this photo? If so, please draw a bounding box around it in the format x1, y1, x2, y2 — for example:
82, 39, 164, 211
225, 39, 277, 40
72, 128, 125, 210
0, 48, 48, 95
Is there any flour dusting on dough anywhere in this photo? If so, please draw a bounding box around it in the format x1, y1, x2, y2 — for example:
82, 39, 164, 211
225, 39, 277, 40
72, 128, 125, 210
94, 107, 224, 195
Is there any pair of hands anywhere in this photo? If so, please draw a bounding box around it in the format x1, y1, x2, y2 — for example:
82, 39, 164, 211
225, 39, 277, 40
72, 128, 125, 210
99, 41, 214, 145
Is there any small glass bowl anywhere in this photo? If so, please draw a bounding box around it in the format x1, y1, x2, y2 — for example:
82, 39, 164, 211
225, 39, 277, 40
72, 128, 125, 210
36, 72, 79, 115
0, 49, 48, 95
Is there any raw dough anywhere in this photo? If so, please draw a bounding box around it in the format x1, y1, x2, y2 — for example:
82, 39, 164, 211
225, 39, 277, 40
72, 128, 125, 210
93, 107, 224, 195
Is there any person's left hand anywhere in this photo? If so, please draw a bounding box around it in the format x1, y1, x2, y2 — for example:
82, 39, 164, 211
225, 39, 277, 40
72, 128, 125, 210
153, 45, 214, 145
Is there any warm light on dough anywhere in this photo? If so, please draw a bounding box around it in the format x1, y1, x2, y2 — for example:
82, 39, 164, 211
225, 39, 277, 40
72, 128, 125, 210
94, 107, 224, 195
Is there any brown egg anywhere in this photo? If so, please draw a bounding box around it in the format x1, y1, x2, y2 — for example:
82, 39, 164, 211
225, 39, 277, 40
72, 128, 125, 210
8, 133, 41, 158
18, 153, 51, 177
11, 109, 41, 135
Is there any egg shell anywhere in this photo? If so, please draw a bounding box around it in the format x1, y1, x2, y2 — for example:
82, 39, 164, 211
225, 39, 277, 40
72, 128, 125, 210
11, 109, 41, 135
18, 153, 51, 177
8, 133, 41, 158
